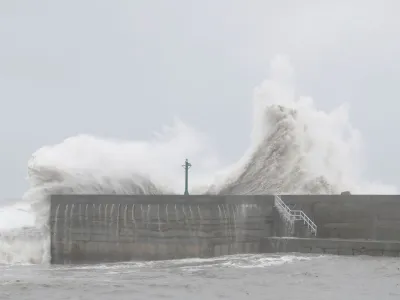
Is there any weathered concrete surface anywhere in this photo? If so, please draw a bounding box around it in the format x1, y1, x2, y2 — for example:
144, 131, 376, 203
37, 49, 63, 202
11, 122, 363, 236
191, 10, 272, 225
50, 194, 400, 264
281, 195, 400, 240
261, 237, 400, 257
50, 195, 274, 264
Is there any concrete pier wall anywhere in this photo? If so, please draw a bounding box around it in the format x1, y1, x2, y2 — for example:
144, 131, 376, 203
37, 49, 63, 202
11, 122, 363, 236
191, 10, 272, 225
50, 195, 274, 264
281, 195, 400, 240
50, 194, 400, 264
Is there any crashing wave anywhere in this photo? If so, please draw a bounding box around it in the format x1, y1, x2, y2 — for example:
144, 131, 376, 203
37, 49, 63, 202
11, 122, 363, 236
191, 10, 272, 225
0, 56, 396, 265
25, 162, 163, 228
211, 105, 334, 195
0, 226, 48, 264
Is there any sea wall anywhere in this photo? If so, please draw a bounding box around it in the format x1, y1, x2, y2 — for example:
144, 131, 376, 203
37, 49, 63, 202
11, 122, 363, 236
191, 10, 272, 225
50, 194, 400, 264
50, 195, 274, 264
281, 195, 400, 240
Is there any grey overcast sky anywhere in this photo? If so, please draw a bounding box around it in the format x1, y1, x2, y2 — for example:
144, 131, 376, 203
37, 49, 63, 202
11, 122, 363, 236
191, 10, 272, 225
0, 0, 399, 198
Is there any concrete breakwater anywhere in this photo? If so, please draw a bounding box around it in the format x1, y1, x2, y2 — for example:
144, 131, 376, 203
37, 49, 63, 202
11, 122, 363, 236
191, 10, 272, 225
50, 195, 275, 264
280, 195, 400, 241
49, 194, 400, 264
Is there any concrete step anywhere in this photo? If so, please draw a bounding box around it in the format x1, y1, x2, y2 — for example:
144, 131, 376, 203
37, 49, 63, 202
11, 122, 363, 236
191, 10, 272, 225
261, 237, 400, 257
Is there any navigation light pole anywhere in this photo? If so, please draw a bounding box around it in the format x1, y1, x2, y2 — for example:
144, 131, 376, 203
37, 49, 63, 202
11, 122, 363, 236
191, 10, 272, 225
182, 159, 192, 195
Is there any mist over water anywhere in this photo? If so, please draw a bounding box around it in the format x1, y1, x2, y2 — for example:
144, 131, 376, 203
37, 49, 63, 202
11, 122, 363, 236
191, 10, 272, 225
0, 56, 396, 265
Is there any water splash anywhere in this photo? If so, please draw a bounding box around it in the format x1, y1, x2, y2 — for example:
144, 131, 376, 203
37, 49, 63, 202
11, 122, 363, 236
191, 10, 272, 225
132, 204, 136, 230
53, 204, 60, 240
0, 55, 397, 265
63, 204, 69, 261
165, 204, 169, 224
157, 204, 161, 233
110, 204, 115, 229
146, 204, 151, 228
98, 204, 102, 224
123, 205, 128, 228
104, 204, 108, 229
175, 204, 179, 224
68, 204, 75, 262
116, 204, 121, 237
140, 204, 144, 226
79, 204, 83, 229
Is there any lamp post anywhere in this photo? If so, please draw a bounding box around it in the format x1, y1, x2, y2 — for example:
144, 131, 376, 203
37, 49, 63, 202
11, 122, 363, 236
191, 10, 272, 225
182, 159, 192, 195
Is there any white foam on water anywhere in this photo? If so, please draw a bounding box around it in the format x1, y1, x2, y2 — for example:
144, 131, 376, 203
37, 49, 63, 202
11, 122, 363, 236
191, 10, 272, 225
176, 254, 316, 272
0, 56, 396, 265
49, 254, 317, 273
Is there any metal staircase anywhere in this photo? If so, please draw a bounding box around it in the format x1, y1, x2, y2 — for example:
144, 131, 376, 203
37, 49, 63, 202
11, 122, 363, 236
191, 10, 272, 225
274, 195, 317, 236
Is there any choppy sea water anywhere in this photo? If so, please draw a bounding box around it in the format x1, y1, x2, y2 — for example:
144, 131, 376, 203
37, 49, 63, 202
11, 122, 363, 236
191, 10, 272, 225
1, 254, 400, 300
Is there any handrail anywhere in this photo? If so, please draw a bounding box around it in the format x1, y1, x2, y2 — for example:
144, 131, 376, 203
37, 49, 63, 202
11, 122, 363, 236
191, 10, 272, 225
274, 196, 293, 222
274, 195, 317, 236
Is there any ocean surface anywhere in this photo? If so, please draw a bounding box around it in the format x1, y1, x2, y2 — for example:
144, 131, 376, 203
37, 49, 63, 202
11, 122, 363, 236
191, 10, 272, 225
1, 254, 400, 300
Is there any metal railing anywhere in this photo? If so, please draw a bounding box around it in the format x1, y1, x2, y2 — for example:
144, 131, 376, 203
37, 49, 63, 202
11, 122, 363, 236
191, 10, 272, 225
274, 195, 317, 236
